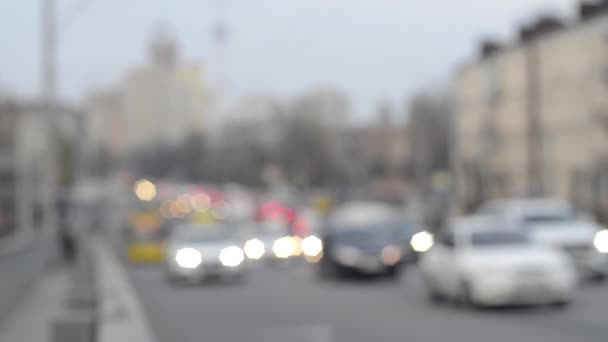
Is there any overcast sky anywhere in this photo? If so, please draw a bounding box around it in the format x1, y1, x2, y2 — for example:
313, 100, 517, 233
0, 0, 578, 119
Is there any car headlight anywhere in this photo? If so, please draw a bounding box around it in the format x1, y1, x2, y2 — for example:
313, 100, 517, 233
219, 246, 245, 267
594, 230, 608, 253
335, 246, 361, 266
410, 231, 434, 253
272, 236, 296, 259
244, 239, 265, 260
175, 247, 202, 269
381, 245, 401, 266
301, 235, 323, 257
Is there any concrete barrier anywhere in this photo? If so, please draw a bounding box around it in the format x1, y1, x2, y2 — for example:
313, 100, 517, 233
65, 266, 97, 310
52, 309, 96, 342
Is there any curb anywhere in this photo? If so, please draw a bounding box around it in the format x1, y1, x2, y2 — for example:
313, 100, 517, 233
93, 236, 157, 342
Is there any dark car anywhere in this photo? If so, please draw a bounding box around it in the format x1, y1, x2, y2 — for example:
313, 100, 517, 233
319, 220, 414, 280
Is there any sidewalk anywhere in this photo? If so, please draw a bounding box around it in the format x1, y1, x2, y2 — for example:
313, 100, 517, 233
0, 266, 70, 342
0, 236, 156, 342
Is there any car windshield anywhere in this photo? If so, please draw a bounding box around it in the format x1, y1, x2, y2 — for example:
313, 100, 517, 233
523, 211, 578, 225
335, 222, 406, 244
470, 231, 529, 247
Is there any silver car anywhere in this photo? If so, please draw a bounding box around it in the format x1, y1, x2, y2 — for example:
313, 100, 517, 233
165, 225, 246, 284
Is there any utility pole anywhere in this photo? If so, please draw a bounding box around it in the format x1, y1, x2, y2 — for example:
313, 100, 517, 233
526, 40, 544, 197
209, 0, 230, 131
42, 0, 58, 233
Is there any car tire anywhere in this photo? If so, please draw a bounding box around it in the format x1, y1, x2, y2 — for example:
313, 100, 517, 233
590, 272, 606, 284
427, 288, 446, 305
384, 266, 401, 282
461, 281, 481, 309
549, 300, 571, 309
423, 275, 445, 304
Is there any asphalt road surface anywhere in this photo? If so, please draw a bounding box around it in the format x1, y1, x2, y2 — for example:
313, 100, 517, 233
128, 263, 608, 342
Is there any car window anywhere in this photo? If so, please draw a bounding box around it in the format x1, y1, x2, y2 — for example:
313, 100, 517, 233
479, 204, 501, 216
470, 231, 528, 247
522, 211, 577, 225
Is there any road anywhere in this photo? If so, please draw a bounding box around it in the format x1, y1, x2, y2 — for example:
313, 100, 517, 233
128, 263, 608, 342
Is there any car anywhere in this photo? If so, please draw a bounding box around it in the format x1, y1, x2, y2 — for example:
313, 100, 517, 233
480, 198, 608, 282
419, 216, 577, 308
319, 202, 411, 280
164, 224, 246, 284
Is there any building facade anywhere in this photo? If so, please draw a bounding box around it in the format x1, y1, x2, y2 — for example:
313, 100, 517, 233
87, 30, 210, 161
455, 3, 608, 215
0, 99, 80, 237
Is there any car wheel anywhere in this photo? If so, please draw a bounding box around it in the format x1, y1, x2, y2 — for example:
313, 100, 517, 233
590, 272, 606, 284
549, 300, 571, 309
427, 288, 446, 304
461, 281, 481, 309
423, 275, 445, 304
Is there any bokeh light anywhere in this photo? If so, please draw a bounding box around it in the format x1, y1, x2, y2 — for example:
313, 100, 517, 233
134, 179, 157, 201
301, 235, 323, 257
191, 193, 212, 212
410, 231, 434, 253
594, 230, 608, 253
244, 239, 265, 260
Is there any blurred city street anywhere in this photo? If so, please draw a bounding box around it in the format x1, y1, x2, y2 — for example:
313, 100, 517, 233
128, 263, 608, 342
5, 1, 608, 341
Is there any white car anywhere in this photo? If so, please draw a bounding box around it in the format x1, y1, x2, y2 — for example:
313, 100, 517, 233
480, 198, 608, 281
165, 225, 246, 284
419, 216, 577, 307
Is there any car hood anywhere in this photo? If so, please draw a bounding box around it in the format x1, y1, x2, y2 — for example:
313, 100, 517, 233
334, 239, 391, 254
527, 221, 599, 247
168, 242, 232, 259
461, 245, 566, 271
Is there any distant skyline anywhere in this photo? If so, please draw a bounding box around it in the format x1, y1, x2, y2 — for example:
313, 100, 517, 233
0, 0, 577, 120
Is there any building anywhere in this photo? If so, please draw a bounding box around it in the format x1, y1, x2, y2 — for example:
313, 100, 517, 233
222, 95, 284, 149
454, 1, 608, 214
87, 30, 210, 161
0, 98, 80, 236
86, 89, 124, 160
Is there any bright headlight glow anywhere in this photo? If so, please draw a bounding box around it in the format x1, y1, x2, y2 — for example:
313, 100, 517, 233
301, 235, 323, 257
175, 248, 202, 269
382, 245, 401, 266
594, 230, 608, 253
244, 239, 265, 260
272, 236, 296, 259
410, 231, 434, 253
219, 246, 245, 267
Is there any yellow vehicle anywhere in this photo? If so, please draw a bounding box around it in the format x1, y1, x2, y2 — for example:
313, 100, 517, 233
124, 206, 166, 264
